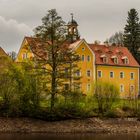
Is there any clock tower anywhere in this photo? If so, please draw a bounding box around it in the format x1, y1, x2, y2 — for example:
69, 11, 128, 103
67, 13, 80, 43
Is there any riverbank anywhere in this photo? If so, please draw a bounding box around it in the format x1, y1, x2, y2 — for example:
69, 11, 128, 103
0, 117, 139, 134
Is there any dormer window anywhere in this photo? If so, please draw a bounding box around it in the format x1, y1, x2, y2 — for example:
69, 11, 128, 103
103, 57, 108, 63
122, 56, 129, 64
114, 57, 118, 64
111, 56, 118, 64
100, 55, 108, 64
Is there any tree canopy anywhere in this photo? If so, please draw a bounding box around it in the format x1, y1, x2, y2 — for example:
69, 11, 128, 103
123, 8, 140, 64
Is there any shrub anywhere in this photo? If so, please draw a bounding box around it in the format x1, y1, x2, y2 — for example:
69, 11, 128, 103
94, 81, 120, 115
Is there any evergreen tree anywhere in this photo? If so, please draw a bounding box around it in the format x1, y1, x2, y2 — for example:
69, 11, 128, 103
123, 8, 140, 63
34, 9, 80, 110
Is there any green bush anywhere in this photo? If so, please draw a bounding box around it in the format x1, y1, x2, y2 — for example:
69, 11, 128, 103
94, 81, 120, 115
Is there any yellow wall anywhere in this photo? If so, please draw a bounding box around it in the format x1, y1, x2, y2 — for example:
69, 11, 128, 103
16, 39, 34, 62
96, 65, 139, 98
75, 41, 95, 94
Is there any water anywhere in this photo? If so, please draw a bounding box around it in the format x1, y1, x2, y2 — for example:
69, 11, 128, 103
0, 134, 139, 140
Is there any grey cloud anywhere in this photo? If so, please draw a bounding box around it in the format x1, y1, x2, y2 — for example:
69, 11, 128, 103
0, 16, 32, 52
0, 0, 140, 52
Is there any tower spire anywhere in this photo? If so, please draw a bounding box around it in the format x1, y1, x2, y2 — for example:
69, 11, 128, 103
71, 13, 74, 21
67, 13, 80, 43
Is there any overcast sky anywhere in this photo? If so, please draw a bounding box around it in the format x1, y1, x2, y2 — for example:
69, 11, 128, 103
0, 0, 140, 52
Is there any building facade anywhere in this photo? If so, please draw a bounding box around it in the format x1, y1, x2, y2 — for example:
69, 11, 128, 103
16, 17, 140, 98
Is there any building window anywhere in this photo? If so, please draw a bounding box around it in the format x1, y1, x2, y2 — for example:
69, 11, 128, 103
65, 68, 69, 78
130, 72, 134, 80
74, 84, 81, 92
64, 84, 69, 90
87, 83, 91, 92
87, 55, 90, 62
120, 72, 124, 78
114, 57, 118, 64
98, 71, 102, 78
130, 85, 134, 93
103, 57, 108, 63
124, 58, 129, 64
82, 47, 85, 51
110, 72, 114, 78
120, 84, 124, 92
81, 55, 85, 61
22, 53, 27, 59
76, 70, 81, 77
87, 70, 91, 77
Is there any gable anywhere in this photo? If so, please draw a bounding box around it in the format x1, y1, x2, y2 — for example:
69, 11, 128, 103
16, 38, 34, 62
0, 47, 8, 57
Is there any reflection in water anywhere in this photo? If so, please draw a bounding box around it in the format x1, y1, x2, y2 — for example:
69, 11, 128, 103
0, 133, 139, 140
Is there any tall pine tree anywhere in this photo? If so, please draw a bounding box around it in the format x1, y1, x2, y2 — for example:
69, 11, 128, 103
33, 9, 80, 110
123, 8, 140, 64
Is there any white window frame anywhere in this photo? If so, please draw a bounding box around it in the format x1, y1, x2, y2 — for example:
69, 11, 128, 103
124, 58, 129, 64
87, 55, 90, 62
87, 70, 91, 77
98, 70, 102, 78
76, 70, 81, 77
120, 84, 124, 92
81, 55, 85, 61
114, 57, 118, 64
130, 72, 134, 80
82, 47, 85, 51
22, 53, 27, 59
87, 83, 91, 92
120, 72, 124, 79
110, 71, 114, 78
103, 57, 108, 63
130, 85, 135, 93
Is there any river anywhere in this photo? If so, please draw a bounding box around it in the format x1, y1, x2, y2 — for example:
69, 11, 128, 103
0, 134, 139, 140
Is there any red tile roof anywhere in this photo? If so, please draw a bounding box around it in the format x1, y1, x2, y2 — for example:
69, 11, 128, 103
24, 37, 72, 60
24, 37, 139, 67
89, 44, 139, 67
25, 37, 49, 60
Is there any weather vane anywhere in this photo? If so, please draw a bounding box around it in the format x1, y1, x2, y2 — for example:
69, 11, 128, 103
71, 13, 74, 21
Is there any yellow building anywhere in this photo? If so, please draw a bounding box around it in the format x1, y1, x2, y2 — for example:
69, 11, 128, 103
16, 17, 140, 98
